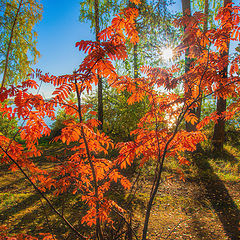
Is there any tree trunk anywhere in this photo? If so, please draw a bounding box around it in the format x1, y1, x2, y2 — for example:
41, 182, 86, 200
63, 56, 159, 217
212, 0, 231, 152
94, 2, 104, 238
182, 0, 195, 132
181, 0, 191, 18
203, 0, 209, 33
129, 0, 139, 80
133, 43, 138, 79
213, 97, 227, 152
126, 11, 138, 240
196, 0, 209, 121
97, 76, 103, 131
95, 0, 103, 131
1, 0, 23, 89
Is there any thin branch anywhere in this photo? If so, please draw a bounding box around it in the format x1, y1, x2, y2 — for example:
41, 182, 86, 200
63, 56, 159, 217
39, 198, 57, 240
74, 72, 103, 240
0, 145, 87, 240
6, 78, 43, 152
164, 219, 188, 240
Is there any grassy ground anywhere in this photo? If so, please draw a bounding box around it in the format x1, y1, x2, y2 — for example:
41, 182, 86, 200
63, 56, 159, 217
132, 140, 240, 239
0, 138, 240, 239
0, 148, 89, 239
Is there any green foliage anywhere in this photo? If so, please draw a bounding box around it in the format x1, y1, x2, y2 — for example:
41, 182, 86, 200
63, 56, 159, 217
50, 93, 78, 137
0, 102, 18, 138
0, 114, 18, 137
137, 0, 178, 66
79, 0, 125, 30
0, 0, 42, 85
50, 108, 76, 139
226, 129, 240, 149
192, 0, 223, 29
84, 83, 148, 142
103, 89, 147, 141
79, 0, 177, 69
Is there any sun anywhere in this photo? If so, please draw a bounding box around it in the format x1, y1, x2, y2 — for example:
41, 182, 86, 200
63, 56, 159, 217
161, 47, 174, 61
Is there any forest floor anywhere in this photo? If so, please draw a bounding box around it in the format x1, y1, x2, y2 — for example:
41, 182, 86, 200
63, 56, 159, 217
133, 142, 240, 240
0, 139, 239, 239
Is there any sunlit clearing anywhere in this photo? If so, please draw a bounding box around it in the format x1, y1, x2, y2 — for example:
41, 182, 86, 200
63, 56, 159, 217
162, 47, 173, 61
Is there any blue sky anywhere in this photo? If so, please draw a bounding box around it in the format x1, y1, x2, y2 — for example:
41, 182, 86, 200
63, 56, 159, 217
33, 0, 182, 97
33, 0, 93, 97
35, 0, 93, 75
32, 0, 238, 97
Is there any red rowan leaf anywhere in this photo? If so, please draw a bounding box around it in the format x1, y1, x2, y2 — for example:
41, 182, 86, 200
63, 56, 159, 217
129, 0, 141, 5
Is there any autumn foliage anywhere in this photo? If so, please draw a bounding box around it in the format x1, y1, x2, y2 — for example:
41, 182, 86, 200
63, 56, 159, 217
0, 1, 240, 240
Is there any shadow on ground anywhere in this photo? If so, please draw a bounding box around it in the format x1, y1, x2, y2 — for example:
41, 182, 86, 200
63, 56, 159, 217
192, 150, 240, 240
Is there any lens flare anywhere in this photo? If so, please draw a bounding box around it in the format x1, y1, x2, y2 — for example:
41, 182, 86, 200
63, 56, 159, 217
162, 48, 173, 61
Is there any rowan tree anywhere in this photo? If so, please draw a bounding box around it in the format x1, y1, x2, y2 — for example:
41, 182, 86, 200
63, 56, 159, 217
0, 1, 239, 240
0, 3, 139, 239
113, 3, 240, 239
